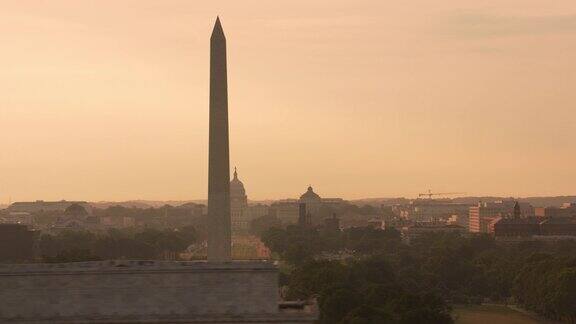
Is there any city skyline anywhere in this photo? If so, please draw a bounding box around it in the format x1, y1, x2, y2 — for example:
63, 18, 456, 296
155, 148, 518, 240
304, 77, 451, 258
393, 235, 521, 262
1, 1, 575, 201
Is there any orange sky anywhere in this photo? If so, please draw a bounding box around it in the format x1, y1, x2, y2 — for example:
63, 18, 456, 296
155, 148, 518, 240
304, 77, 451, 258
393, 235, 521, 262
0, 0, 575, 202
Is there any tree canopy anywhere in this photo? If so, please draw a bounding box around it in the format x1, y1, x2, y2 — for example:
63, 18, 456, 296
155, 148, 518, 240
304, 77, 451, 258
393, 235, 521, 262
260, 225, 576, 323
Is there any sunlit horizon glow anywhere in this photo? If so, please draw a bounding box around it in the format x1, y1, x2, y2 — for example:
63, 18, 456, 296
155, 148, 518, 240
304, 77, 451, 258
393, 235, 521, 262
0, 0, 575, 202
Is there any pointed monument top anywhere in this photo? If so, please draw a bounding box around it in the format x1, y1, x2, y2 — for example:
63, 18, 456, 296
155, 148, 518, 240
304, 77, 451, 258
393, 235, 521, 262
233, 167, 238, 179
212, 16, 225, 39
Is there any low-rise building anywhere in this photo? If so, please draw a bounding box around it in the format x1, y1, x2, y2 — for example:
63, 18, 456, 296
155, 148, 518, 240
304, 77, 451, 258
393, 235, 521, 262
469, 200, 533, 233
493, 217, 540, 237
270, 186, 347, 226
447, 214, 469, 228
0, 212, 33, 225
269, 199, 300, 224
8, 200, 92, 214
539, 217, 576, 236
534, 203, 576, 218
408, 200, 471, 222
494, 216, 576, 241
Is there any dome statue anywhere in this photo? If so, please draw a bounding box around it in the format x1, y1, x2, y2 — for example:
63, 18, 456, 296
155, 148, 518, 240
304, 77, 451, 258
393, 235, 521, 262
230, 167, 247, 198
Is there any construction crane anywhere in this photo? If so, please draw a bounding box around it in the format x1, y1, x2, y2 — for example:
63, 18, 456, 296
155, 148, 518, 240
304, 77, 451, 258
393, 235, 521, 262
418, 190, 466, 199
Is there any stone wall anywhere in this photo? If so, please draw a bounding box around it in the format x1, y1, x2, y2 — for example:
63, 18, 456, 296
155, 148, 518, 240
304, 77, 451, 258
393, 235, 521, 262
0, 260, 315, 323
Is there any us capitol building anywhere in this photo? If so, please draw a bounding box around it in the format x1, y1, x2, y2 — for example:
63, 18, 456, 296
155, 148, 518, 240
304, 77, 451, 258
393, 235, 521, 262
230, 167, 268, 233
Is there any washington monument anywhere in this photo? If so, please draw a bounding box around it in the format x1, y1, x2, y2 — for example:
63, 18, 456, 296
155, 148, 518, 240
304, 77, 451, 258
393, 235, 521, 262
207, 17, 232, 262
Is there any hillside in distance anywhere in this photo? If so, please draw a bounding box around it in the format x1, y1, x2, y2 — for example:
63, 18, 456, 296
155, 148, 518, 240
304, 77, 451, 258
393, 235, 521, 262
352, 196, 576, 208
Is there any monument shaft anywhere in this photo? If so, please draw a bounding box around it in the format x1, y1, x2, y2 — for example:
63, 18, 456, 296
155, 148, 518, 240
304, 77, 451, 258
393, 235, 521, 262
207, 18, 232, 262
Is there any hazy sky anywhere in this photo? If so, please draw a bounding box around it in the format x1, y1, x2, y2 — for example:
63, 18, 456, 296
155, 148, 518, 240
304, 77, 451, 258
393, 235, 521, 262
0, 0, 575, 202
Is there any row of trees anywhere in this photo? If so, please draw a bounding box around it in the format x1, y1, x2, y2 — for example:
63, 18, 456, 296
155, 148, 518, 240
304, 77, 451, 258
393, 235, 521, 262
262, 226, 401, 264
260, 225, 576, 323
39, 226, 198, 262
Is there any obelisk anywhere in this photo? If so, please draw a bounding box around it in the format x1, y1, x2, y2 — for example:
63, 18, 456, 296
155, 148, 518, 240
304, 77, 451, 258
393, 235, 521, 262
207, 17, 232, 262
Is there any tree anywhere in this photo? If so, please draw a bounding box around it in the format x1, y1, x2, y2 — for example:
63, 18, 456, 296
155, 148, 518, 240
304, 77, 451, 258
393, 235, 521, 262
550, 268, 576, 322
318, 285, 360, 323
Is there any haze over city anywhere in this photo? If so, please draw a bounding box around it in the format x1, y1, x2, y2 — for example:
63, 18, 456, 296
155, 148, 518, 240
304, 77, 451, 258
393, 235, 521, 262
1, 0, 575, 202
1, 2, 576, 324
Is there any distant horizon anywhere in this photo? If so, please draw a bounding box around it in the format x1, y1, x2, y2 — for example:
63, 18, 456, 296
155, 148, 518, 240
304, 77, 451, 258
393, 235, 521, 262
3, 193, 576, 206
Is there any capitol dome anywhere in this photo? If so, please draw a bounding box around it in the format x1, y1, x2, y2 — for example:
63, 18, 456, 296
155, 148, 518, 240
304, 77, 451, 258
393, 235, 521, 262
64, 204, 89, 217
230, 168, 246, 198
300, 186, 321, 201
